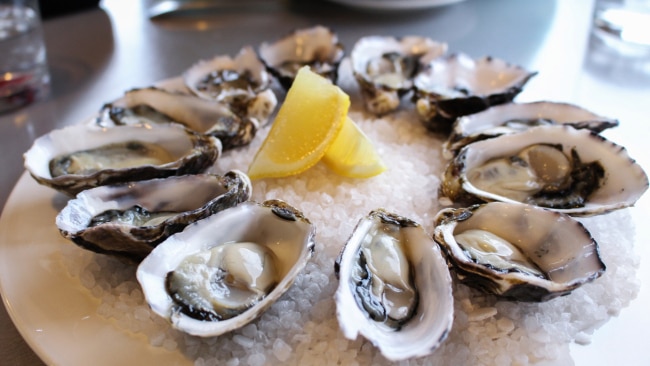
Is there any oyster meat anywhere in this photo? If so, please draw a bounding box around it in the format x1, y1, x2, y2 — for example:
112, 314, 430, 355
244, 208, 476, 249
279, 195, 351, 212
258, 25, 344, 89
351, 35, 447, 115
183, 46, 277, 126
56, 171, 252, 262
99, 87, 257, 150
334, 209, 453, 361
433, 202, 606, 302
24, 123, 221, 196
413, 53, 537, 133
440, 125, 648, 216
443, 101, 619, 158
137, 200, 315, 337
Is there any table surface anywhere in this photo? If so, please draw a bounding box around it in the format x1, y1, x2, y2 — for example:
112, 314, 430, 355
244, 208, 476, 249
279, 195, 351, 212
1, 0, 649, 365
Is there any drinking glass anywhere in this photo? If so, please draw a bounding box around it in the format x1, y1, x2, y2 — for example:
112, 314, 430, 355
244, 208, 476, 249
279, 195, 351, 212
0, 0, 50, 113
593, 0, 650, 53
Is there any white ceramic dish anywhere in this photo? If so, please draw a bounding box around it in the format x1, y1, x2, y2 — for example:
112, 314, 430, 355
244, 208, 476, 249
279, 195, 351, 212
0, 173, 193, 366
326, 0, 465, 10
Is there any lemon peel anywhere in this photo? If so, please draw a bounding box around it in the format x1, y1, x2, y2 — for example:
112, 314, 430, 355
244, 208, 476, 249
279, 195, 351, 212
248, 66, 386, 180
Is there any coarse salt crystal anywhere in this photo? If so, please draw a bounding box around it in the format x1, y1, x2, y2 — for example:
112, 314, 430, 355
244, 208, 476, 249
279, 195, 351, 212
272, 338, 292, 362
233, 334, 255, 348
468, 307, 497, 321
246, 353, 266, 366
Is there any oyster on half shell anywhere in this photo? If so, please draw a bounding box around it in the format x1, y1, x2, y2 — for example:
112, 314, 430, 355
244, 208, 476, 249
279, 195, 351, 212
137, 200, 315, 337
56, 171, 252, 263
334, 209, 453, 361
258, 25, 344, 89
183, 46, 278, 126
99, 87, 258, 150
23, 123, 221, 196
413, 53, 537, 133
350, 35, 447, 115
443, 101, 619, 159
440, 125, 648, 216
433, 202, 606, 302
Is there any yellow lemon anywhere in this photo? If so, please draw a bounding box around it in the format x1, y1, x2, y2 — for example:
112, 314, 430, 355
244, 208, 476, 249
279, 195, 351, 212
322, 116, 387, 178
248, 66, 350, 179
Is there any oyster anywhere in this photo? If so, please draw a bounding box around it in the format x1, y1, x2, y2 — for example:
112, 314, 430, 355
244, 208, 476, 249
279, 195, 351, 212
136, 200, 315, 337
433, 202, 606, 302
183, 46, 277, 126
24, 123, 221, 196
258, 25, 344, 89
99, 87, 258, 150
334, 209, 453, 361
351, 35, 447, 115
443, 101, 619, 158
440, 125, 648, 216
413, 53, 537, 133
56, 171, 252, 263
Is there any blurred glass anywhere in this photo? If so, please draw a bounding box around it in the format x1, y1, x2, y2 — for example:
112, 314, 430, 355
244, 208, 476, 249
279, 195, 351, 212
593, 0, 650, 56
0, 0, 50, 114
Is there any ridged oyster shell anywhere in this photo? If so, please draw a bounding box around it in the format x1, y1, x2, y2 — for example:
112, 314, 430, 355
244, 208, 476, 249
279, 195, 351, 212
433, 202, 606, 302
56, 171, 252, 263
137, 200, 315, 337
350, 35, 447, 115
443, 101, 619, 159
334, 209, 453, 361
99, 87, 257, 150
258, 25, 344, 89
23, 123, 221, 196
183, 46, 277, 126
413, 53, 537, 133
440, 125, 648, 216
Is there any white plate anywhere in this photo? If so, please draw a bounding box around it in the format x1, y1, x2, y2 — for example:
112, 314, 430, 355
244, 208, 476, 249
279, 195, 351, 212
1, 65, 645, 366
0, 173, 192, 366
326, 0, 465, 10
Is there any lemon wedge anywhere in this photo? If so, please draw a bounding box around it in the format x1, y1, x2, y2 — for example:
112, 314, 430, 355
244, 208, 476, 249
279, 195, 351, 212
248, 66, 386, 180
247, 66, 350, 179
322, 116, 387, 178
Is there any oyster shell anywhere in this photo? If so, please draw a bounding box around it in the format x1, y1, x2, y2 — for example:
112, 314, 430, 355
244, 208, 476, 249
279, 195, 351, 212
440, 125, 648, 216
258, 25, 344, 89
23, 123, 221, 196
351, 35, 447, 115
334, 209, 453, 361
56, 171, 252, 263
433, 202, 606, 302
183, 46, 278, 126
136, 200, 315, 337
413, 53, 537, 133
99, 87, 257, 150
443, 101, 620, 159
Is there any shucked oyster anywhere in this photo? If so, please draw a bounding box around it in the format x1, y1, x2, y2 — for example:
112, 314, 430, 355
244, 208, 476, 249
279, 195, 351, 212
23, 123, 221, 196
440, 125, 648, 216
183, 46, 277, 126
413, 53, 537, 133
334, 209, 453, 361
137, 200, 315, 337
258, 25, 344, 89
433, 202, 606, 302
99, 87, 257, 150
351, 35, 447, 115
56, 171, 252, 263
443, 101, 619, 158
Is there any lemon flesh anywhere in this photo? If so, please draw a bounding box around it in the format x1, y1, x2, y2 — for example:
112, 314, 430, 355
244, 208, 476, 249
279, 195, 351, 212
248, 66, 350, 179
322, 116, 387, 178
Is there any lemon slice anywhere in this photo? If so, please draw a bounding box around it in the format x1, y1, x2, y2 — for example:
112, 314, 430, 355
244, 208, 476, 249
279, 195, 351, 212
248, 66, 350, 179
322, 116, 387, 178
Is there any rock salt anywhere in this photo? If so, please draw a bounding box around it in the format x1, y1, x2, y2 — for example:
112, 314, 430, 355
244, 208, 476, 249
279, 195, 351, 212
272, 338, 292, 362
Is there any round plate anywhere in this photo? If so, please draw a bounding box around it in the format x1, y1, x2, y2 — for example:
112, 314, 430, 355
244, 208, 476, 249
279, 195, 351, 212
325, 0, 465, 10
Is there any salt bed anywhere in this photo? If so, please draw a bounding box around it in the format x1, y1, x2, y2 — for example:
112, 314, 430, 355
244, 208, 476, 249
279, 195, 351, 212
57, 61, 641, 366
